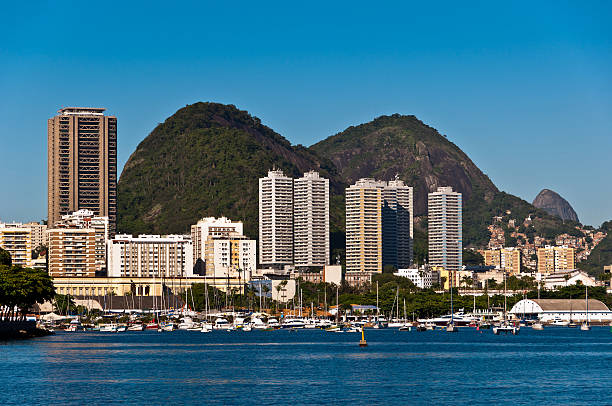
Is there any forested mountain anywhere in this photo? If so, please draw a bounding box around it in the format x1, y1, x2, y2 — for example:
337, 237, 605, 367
118, 102, 584, 256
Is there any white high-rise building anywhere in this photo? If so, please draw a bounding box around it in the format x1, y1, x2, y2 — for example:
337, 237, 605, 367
294, 171, 329, 267
59, 209, 109, 275
383, 178, 414, 268
345, 178, 385, 275
428, 186, 462, 272
259, 169, 293, 266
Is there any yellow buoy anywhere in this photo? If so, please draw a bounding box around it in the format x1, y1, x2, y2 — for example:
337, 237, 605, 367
359, 327, 367, 347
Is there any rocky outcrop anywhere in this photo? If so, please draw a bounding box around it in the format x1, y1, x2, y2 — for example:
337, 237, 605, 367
532, 189, 579, 222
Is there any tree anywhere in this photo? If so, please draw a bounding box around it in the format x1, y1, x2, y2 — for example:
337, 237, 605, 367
463, 250, 484, 266
0, 248, 11, 266
0, 265, 55, 320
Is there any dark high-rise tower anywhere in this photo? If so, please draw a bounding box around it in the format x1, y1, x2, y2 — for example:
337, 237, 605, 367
47, 107, 117, 233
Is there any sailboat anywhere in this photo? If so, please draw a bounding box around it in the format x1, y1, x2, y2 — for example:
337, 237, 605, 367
446, 271, 458, 332
568, 295, 578, 328
399, 298, 412, 331
493, 270, 518, 335
580, 286, 591, 331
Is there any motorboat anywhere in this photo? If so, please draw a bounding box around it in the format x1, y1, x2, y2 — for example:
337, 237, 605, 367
532, 322, 544, 330
99, 323, 118, 332
493, 323, 519, 335
267, 318, 281, 329
398, 324, 412, 332
160, 322, 175, 332
446, 323, 458, 333
416, 324, 427, 332
127, 323, 144, 331
242, 324, 252, 332
580, 323, 591, 331
145, 322, 160, 330
251, 318, 269, 330
66, 319, 83, 332
417, 312, 476, 327
325, 325, 341, 332
281, 318, 306, 329
213, 318, 232, 330
116, 325, 127, 332
178, 317, 195, 330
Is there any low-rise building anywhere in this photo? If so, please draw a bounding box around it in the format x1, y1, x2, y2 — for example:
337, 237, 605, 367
393, 266, 439, 289
510, 299, 612, 323
539, 269, 600, 290
107, 234, 193, 278
345, 271, 373, 287
0, 224, 33, 267
48, 228, 96, 277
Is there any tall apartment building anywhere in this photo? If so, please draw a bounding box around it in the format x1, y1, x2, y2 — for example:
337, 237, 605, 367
293, 171, 329, 267
537, 245, 575, 274
382, 178, 414, 268
107, 234, 193, 278
428, 186, 462, 273
23, 222, 47, 249
259, 169, 293, 266
0, 224, 33, 267
48, 107, 117, 233
484, 247, 521, 275
48, 228, 96, 277
345, 179, 384, 274
191, 217, 244, 264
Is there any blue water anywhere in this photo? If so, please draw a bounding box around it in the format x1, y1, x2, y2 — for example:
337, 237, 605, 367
2, 327, 612, 405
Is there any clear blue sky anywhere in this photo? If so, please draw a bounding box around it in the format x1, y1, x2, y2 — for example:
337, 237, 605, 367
1, 1, 610, 227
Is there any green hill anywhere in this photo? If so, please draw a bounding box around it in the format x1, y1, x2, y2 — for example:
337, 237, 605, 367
118, 103, 586, 256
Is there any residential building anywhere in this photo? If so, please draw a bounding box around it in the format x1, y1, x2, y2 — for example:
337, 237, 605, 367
48, 228, 96, 277
107, 234, 193, 278
483, 247, 522, 275
382, 178, 414, 269
259, 169, 293, 266
204, 232, 256, 279
428, 186, 462, 273
191, 217, 244, 264
0, 224, 33, 267
537, 245, 575, 274
345, 178, 384, 275
394, 266, 439, 289
24, 222, 47, 249
293, 171, 329, 267
539, 269, 600, 290
58, 210, 109, 275
439, 268, 473, 291
48, 107, 117, 232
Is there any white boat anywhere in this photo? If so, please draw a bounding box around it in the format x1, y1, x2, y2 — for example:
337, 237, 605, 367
532, 322, 544, 330
66, 319, 83, 332
178, 317, 195, 330
161, 322, 175, 332
325, 325, 341, 332
213, 318, 232, 330
267, 318, 281, 329
251, 318, 269, 330
493, 323, 519, 335
303, 319, 318, 329
127, 324, 144, 331
398, 324, 412, 332
99, 323, 118, 332
116, 325, 127, 332
581, 285, 591, 331
282, 318, 306, 329
201, 323, 212, 333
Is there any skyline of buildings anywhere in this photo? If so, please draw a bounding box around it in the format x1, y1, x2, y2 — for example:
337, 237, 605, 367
47, 107, 117, 233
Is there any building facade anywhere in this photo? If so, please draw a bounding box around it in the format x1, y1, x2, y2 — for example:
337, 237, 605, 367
293, 171, 330, 267
382, 178, 414, 269
428, 186, 462, 273
204, 233, 256, 279
48, 107, 117, 232
345, 178, 384, 275
259, 169, 293, 266
483, 247, 522, 275
107, 234, 193, 278
0, 224, 33, 267
48, 228, 96, 277
191, 217, 244, 265
537, 245, 575, 274
58, 210, 109, 275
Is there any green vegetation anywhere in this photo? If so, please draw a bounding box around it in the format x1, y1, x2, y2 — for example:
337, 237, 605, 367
0, 265, 55, 319
117, 103, 594, 258
0, 248, 11, 266
463, 249, 484, 266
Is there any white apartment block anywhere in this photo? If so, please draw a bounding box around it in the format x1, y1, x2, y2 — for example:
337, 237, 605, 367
345, 178, 385, 274
23, 222, 47, 249
259, 169, 293, 266
383, 178, 414, 268
394, 267, 439, 289
191, 216, 244, 264
294, 171, 329, 267
0, 224, 33, 267
107, 234, 193, 278
428, 186, 462, 273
